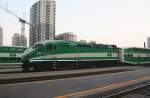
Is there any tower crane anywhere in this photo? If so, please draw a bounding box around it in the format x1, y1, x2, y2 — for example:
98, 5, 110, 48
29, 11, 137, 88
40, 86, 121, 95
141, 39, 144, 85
0, 2, 35, 46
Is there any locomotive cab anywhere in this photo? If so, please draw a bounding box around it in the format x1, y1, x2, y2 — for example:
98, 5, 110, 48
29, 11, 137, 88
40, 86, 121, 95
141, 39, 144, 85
21, 42, 58, 72
22, 43, 45, 72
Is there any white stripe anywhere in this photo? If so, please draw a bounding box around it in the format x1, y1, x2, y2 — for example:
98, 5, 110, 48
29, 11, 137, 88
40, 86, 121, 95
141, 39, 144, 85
79, 59, 118, 61
30, 60, 52, 62
78, 53, 117, 57
125, 53, 150, 58
0, 53, 22, 57
0, 53, 9, 57
31, 53, 118, 60
30, 59, 119, 62
16, 54, 23, 57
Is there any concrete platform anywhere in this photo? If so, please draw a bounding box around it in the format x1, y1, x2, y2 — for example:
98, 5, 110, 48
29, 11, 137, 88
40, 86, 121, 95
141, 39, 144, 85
0, 66, 142, 84
0, 67, 149, 98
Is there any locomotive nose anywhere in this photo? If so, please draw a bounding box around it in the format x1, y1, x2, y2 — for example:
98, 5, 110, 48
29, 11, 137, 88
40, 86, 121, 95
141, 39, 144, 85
22, 48, 33, 60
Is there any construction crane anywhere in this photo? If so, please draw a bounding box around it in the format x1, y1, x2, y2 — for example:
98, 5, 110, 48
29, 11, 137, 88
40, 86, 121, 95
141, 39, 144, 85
1, 0, 33, 25
0, 1, 35, 46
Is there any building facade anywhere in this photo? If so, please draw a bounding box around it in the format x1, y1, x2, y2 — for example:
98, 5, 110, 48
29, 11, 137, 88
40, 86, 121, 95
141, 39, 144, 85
20, 35, 27, 46
55, 32, 77, 42
12, 33, 21, 46
20, 20, 27, 46
30, 0, 56, 47
0, 26, 3, 45
147, 37, 150, 48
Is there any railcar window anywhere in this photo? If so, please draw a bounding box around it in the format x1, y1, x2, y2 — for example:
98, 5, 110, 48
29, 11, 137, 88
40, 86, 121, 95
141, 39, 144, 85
59, 43, 70, 46
10, 54, 16, 57
1, 58, 8, 61
131, 54, 133, 58
53, 45, 57, 50
18, 49, 24, 52
46, 44, 52, 50
10, 48, 16, 51
94, 45, 109, 48
147, 54, 149, 57
124, 54, 127, 57
127, 54, 130, 57
77, 44, 92, 47
46, 44, 57, 50
16, 58, 21, 60
10, 58, 17, 60
61, 44, 69, 46
2, 48, 9, 51
107, 53, 112, 57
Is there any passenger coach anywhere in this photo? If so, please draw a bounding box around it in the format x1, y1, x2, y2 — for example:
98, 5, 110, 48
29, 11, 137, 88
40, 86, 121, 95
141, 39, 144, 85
121, 47, 150, 65
0, 46, 27, 65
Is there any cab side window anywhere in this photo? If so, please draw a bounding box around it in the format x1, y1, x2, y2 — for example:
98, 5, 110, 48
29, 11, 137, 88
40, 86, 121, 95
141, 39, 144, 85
53, 45, 57, 50
45, 44, 57, 50
46, 44, 52, 50
38, 45, 44, 50
127, 54, 130, 58
34, 44, 44, 51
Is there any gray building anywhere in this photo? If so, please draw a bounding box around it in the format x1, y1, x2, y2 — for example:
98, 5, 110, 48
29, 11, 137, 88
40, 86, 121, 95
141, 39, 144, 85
0, 26, 3, 45
55, 32, 77, 42
12, 33, 21, 46
147, 37, 150, 48
30, 0, 56, 46
20, 20, 27, 46
20, 35, 27, 46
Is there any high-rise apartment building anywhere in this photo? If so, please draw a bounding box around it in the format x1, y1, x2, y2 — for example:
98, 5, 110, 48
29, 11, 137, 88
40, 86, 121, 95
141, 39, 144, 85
0, 26, 3, 45
12, 33, 21, 46
55, 32, 77, 42
147, 37, 150, 48
30, 0, 56, 46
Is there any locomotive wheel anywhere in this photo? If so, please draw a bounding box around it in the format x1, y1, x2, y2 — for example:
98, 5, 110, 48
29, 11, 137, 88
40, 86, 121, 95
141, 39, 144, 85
52, 61, 60, 70
22, 63, 30, 72
33, 65, 41, 71
74, 62, 79, 70
52, 65, 57, 70
47, 61, 59, 71
22, 60, 33, 72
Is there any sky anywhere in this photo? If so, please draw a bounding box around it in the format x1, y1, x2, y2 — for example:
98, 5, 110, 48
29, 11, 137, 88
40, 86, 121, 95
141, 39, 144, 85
1, 0, 150, 47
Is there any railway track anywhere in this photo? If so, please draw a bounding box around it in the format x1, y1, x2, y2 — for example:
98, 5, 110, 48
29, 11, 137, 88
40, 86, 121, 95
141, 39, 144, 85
53, 77, 150, 98
111, 85, 150, 98
105, 78, 150, 98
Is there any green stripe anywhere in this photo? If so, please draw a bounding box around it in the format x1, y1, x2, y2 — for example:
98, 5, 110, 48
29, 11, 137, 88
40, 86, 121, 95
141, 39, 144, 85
124, 57, 150, 63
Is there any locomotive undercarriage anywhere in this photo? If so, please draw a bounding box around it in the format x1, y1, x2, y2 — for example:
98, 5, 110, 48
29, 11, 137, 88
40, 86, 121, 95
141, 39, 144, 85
22, 60, 120, 72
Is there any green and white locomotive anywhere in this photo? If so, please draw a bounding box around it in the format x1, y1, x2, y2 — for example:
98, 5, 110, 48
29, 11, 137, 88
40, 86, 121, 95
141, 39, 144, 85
21, 40, 120, 71
0, 46, 27, 65
21, 40, 150, 72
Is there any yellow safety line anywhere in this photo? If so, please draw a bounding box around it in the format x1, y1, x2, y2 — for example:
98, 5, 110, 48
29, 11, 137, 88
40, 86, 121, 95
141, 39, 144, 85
53, 76, 150, 98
